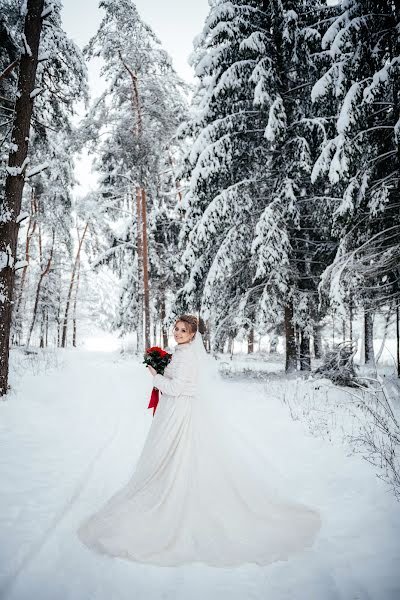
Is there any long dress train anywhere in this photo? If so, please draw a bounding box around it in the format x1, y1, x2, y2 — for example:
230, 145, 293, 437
77, 341, 321, 566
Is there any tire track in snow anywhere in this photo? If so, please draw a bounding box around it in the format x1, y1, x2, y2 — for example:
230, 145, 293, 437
0, 368, 124, 600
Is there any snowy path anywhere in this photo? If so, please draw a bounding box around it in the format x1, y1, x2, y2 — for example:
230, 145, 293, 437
1, 349, 399, 600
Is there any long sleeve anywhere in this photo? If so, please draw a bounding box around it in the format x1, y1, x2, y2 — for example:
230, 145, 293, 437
152, 346, 197, 397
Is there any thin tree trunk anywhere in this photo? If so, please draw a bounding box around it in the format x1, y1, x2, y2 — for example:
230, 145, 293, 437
160, 290, 168, 348
299, 330, 311, 371
26, 229, 55, 346
349, 298, 353, 343
135, 187, 144, 353
295, 324, 300, 362
0, 0, 45, 395
141, 188, 150, 350
61, 223, 88, 348
375, 306, 392, 365
15, 187, 37, 315
44, 306, 48, 347
285, 302, 297, 372
72, 257, 81, 348
313, 324, 322, 359
152, 319, 157, 347
247, 327, 254, 354
363, 308, 375, 367
39, 306, 45, 348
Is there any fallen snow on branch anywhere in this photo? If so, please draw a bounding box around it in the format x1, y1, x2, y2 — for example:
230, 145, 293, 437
25, 161, 49, 178
21, 33, 32, 57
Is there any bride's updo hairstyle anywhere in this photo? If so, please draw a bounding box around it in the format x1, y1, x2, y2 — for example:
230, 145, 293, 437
175, 314, 206, 336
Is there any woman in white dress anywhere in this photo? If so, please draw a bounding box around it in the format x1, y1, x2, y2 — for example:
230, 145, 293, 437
77, 314, 321, 566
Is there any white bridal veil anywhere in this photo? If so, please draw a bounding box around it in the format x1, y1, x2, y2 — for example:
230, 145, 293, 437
190, 329, 297, 498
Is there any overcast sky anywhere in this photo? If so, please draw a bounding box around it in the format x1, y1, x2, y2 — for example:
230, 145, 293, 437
62, 0, 210, 90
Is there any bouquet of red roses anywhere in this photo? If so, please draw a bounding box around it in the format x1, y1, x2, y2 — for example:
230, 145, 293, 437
143, 346, 172, 416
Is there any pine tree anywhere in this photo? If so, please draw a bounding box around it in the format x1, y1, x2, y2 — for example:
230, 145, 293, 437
175, 0, 273, 350
83, 0, 188, 350
312, 0, 400, 371
176, 0, 337, 366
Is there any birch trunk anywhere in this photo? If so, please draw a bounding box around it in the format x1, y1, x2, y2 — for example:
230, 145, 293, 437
26, 229, 55, 347
61, 223, 88, 348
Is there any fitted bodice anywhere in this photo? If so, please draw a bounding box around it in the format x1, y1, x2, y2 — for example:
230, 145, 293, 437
153, 342, 198, 397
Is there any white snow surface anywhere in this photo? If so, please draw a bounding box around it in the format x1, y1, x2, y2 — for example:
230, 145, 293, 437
0, 343, 399, 600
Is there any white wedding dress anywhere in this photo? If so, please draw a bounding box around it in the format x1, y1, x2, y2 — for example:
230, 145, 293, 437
77, 333, 321, 566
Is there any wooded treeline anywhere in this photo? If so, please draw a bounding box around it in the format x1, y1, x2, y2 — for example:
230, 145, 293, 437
0, 0, 399, 396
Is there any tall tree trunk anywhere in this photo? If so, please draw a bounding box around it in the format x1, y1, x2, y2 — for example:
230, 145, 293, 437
363, 308, 375, 367
299, 330, 311, 371
119, 55, 150, 353
44, 306, 48, 347
15, 187, 37, 316
247, 327, 254, 353
135, 187, 144, 353
152, 318, 157, 347
313, 324, 322, 359
295, 325, 300, 362
26, 229, 55, 347
375, 306, 392, 365
284, 302, 297, 372
61, 223, 88, 348
160, 290, 168, 348
141, 188, 150, 350
349, 298, 353, 343
72, 257, 81, 348
0, 0, 45, 395
39, 306, 45, 348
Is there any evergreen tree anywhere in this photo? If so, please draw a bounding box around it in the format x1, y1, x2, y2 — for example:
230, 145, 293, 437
312, 0, 400, 369
176, 0, 337, 366
82, 0, 188, 347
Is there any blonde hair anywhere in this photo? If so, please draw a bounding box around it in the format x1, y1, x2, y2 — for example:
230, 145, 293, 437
174, 314, 206, 335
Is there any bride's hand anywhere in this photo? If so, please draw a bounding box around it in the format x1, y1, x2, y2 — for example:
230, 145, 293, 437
147, 365, 157, 377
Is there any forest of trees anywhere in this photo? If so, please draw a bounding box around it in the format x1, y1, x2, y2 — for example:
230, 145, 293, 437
0, 0, 399, 395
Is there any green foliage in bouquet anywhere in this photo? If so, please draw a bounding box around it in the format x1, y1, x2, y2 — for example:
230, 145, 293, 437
143, 346, 172, 375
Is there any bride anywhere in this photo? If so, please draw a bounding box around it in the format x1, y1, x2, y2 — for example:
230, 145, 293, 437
77, 314, 321, 566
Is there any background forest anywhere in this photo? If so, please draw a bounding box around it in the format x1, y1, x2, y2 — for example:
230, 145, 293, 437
0, 0, 399, 390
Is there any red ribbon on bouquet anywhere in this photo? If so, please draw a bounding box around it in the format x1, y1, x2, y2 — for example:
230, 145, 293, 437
147, 387, 159, 416
143, 346, 172, 417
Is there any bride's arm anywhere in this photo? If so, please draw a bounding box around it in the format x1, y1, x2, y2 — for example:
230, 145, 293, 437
152, 352, 187, 396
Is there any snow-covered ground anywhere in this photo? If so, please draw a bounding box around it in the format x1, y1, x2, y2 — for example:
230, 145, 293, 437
1, 341, 400, 600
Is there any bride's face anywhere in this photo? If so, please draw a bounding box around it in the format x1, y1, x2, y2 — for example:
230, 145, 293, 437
173, 321, 195, 345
